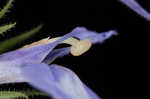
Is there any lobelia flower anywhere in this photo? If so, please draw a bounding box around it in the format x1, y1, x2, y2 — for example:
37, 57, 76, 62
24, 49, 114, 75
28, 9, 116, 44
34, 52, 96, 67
0, 27, 117, 99
119, 0, 150, 21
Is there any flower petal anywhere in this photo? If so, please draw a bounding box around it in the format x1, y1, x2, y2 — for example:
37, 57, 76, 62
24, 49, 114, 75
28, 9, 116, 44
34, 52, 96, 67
42, 47, 71, 64
49, 64, 91, 99
83, 84, 101, 99
72, 27, 117, 44
21, 63, 100, 99
120, 0, 150, 21
0, 64, 24, 84
21, 63, 70, 99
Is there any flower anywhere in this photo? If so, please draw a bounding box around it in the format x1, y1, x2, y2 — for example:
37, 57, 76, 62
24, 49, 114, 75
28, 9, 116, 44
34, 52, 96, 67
0, 27, 117, 99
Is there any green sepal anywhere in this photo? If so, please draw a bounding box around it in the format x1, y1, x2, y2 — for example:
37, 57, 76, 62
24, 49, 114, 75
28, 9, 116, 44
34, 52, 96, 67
0, 90, 48, 99
0, 91, 29, 99
0, 22, 16, 35
0, 24, 43, 54
0, 0, 14, 20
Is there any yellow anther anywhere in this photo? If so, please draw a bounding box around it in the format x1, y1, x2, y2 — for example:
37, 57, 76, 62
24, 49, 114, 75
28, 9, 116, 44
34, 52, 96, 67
49, 37, 92, 56
70, 39, 92, 56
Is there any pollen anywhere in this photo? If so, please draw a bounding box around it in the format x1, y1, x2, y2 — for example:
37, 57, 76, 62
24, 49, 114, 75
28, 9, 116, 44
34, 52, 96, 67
62, 38, 92, 56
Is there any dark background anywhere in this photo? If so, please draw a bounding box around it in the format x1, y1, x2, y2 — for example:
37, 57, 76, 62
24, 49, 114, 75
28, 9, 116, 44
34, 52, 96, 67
3, 0, 150, 99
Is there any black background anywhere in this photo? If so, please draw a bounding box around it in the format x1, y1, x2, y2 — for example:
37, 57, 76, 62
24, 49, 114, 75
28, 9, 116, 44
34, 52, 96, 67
3, 0, 150, 99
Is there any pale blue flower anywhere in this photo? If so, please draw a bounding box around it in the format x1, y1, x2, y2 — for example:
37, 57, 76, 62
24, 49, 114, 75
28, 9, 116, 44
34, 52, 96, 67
0, 27, 117, 99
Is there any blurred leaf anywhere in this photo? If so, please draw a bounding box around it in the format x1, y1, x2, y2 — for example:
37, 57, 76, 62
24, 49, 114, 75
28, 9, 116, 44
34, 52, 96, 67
0, 0, 14, 20
0, 24, 43, 54
0, 22, 16, 35
22, 90, 47, 97
0, 91, 29, 99
0, 90, 48, 99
